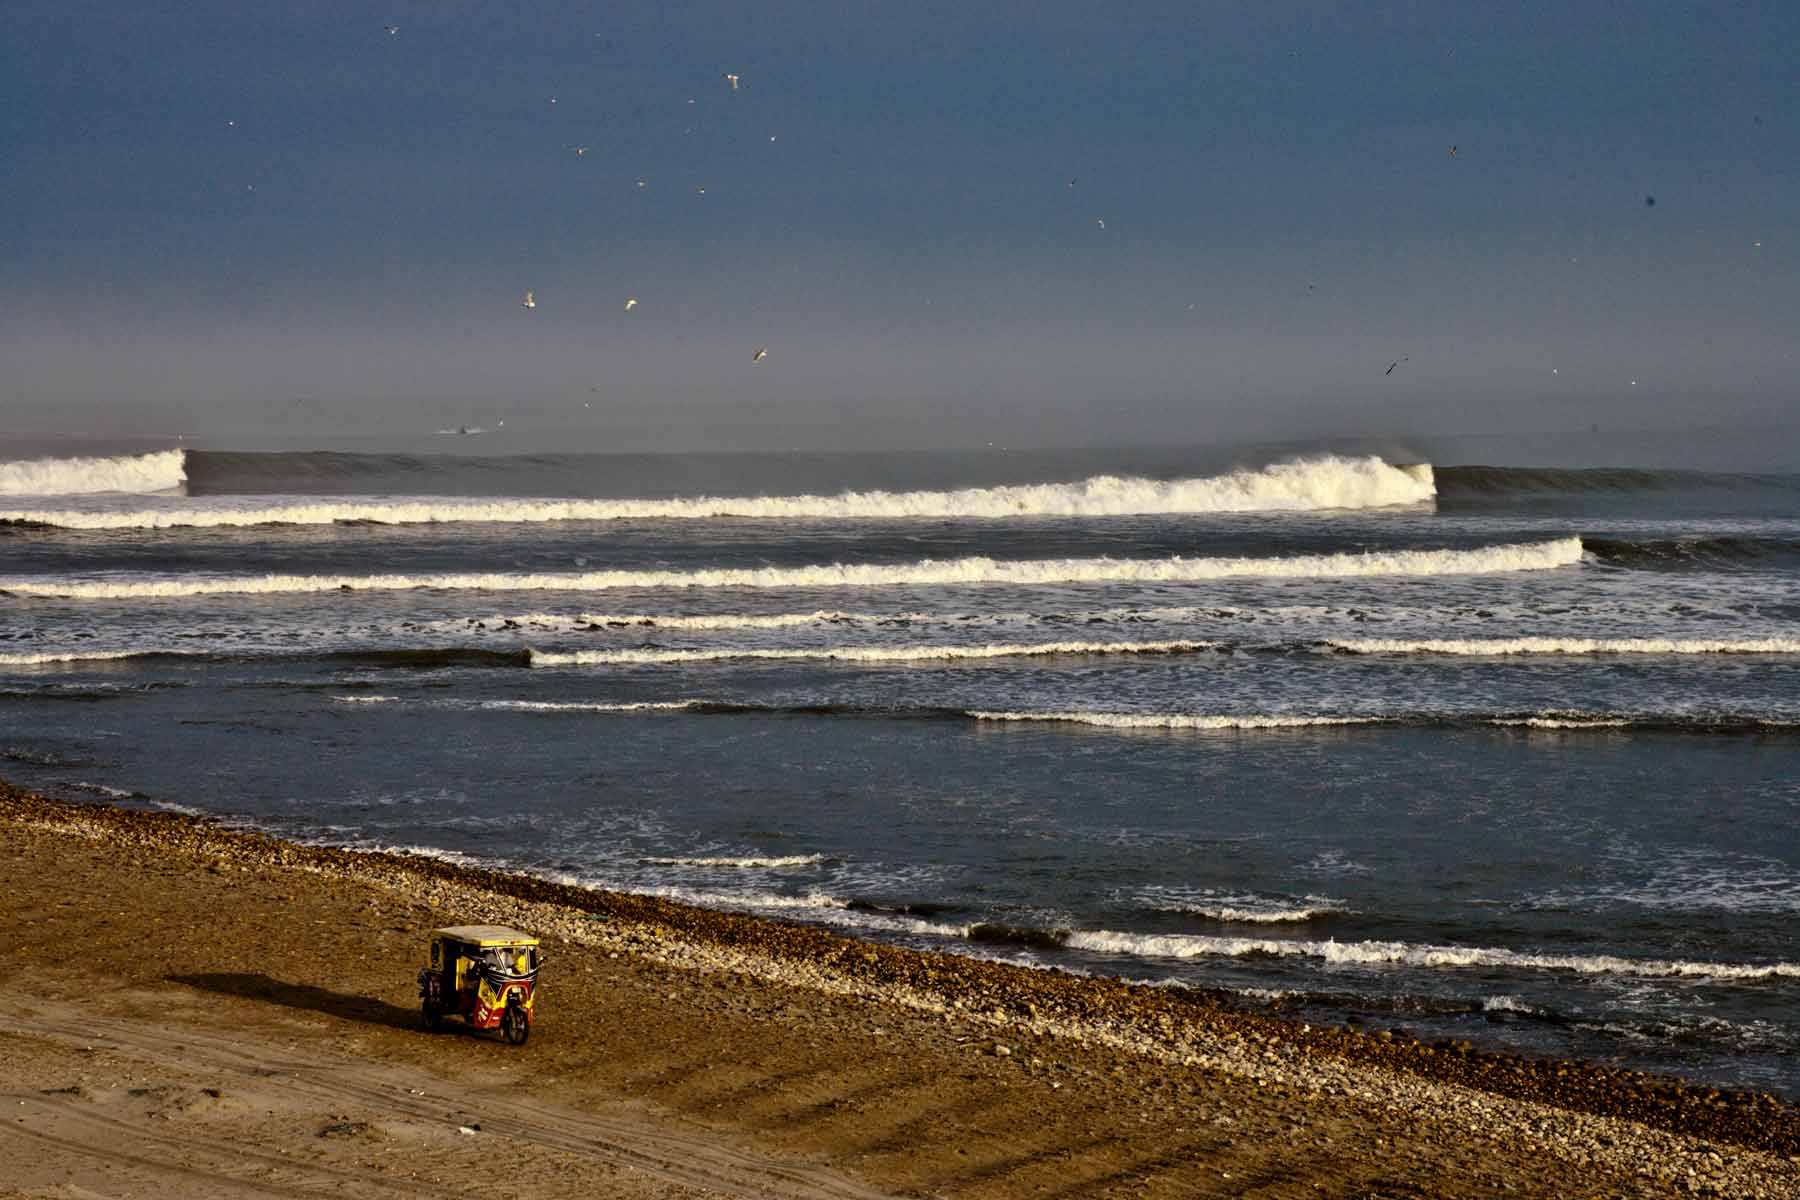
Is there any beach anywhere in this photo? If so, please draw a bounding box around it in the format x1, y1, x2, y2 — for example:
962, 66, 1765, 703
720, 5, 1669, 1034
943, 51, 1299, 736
2, 782, 1794, 1199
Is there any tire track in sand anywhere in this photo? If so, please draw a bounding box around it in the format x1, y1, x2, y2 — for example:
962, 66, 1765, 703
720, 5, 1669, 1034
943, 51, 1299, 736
0, 999, 891, 1200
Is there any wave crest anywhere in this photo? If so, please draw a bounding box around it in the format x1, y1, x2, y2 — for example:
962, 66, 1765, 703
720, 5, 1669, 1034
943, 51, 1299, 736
640, 854, 828, 868
0, 449, 186, 496
1326, 636, 1800, 656
7, 538, 1582, 599
528, 640, 1218, 667
970, 710, 1378, 730
1060, 930, 1800, 981
0, 455, 1433, 527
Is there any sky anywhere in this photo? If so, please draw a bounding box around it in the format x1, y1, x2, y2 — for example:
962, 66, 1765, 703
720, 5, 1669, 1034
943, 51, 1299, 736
3, 1, 1798, 452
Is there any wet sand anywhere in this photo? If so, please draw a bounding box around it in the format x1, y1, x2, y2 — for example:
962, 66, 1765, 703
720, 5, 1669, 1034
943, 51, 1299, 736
1, 780, 1796, 1199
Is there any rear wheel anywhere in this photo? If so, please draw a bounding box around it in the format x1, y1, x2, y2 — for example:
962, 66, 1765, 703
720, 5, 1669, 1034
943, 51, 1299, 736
421, 1000, 442, 1033
501, 1000, 528, 1046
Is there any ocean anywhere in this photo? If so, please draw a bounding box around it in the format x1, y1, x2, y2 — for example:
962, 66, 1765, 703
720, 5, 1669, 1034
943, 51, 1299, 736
3, 436, 1797, 1096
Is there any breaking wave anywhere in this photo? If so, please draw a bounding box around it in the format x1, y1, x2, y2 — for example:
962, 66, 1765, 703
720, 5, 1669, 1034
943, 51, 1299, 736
969, 710, 1378, 730
3, 538, 1582, 599
1055, 930, 1800, 981
640, 854, 828, 869
1136, 889, 1348, 923
0, 449, 186, 496
528, 640, 1219, 667
965, 709, 1799, 734
307, 698, 1798, 735
0, 649, 166, 667
0, 454, 1434, 527
1325, 637, 1800, 656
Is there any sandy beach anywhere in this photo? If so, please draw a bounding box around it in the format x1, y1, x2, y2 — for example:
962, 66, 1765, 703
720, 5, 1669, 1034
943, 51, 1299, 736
1, 781, 1795, 1200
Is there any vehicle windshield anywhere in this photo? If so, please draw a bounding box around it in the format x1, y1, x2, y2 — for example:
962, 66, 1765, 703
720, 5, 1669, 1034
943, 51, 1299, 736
482, 947, 534, 974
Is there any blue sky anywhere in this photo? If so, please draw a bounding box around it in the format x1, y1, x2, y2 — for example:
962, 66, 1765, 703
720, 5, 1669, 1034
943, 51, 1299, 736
4, 2, 1797, 449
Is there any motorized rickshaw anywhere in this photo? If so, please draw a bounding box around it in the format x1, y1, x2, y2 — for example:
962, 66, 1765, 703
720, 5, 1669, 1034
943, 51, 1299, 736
418, 925, 541, 1045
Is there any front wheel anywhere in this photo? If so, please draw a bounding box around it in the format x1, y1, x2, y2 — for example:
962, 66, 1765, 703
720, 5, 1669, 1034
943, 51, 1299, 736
501, 1000, 529, 1046
421, 1000, 443, 1033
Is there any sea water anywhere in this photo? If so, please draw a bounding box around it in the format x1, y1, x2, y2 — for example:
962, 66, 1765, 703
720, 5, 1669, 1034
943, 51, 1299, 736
2, 436, 1797, 1094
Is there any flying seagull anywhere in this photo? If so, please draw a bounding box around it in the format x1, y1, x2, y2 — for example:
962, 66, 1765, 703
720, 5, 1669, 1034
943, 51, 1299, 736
1095, 217, 1106, 230
572, 145, 588, 156
521, 290, 536, 310
384, 24, 398, 35
724, 73, 739, 90
752, 347, 767, 363
1448, 145, 1458, 156
624, 297, 637, 311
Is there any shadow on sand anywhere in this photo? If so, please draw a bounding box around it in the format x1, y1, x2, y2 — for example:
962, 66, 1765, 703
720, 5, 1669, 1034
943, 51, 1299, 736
168, 972, 447, 1035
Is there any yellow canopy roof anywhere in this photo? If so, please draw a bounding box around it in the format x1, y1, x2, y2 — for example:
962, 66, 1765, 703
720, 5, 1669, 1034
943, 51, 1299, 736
431, 925, 539, 947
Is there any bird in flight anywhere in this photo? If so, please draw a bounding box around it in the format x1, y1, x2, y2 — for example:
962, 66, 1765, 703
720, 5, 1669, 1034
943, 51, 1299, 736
624, 297, 638, 311
572, 146, 588, 156
1385, 356, 1408, 375
752, 347, 768, 363
1095, 218, 1106, 230
384, 24, 399, 35
1448, 145, 1458, 156
724, 73, 740, 90
521, 291, 537, 310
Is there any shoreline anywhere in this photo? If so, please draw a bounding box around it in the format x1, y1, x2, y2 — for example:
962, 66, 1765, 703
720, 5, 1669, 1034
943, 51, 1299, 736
4, 779, 1797, 1197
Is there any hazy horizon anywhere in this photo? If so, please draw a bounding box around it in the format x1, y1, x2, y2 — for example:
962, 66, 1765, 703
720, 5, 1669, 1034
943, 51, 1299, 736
5, 3, 1796, 455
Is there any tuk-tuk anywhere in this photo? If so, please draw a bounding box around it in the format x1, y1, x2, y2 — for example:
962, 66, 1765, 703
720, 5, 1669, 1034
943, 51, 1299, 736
418, 925, 541, 1045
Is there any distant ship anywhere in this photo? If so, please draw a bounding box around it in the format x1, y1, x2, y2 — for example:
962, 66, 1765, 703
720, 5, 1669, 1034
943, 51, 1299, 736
435, 425, 487, 436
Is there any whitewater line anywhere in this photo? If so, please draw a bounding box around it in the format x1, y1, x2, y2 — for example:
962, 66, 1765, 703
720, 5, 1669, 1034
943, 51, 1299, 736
1058, 930, 1800, 982
0, 454, 1434, 525
528, 640, 1220, 666
1, 538, 1584, 600
1326, 636, 1800, 655
310, 698, 1800, 732
968, 710, 1383, 730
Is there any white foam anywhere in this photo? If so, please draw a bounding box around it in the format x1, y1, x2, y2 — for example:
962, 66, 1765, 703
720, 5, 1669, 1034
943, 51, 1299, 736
0, 449, 186, 497
1152, 899, 1347, 923
144, 799, 207, 817
473, 699, 705, 712
563, 610, 891, 631
1529, 850, 1800, 916
7, 538, 1582, 600
1485, 715, 1632, 729
1060, 930, 1800, 981
642, 854, 828, 868
0, 455, 1434, 527
1166, 904, 1343, 922
0, 649, 154, 666
329, 694, 401, 704
969, 710, 1380, 730
69, 781, 134, 799
1482, 994, 1540, 1014
529, 640, 1218, 666
628, 884, 848, 912
1329, 636, 1800, 656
